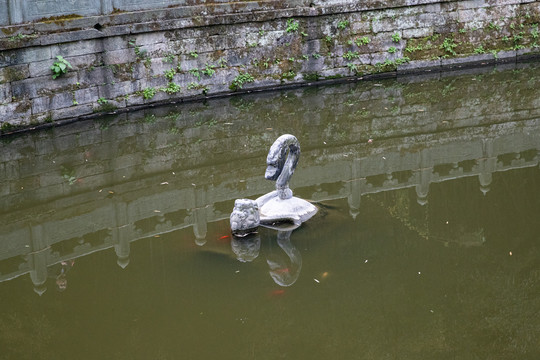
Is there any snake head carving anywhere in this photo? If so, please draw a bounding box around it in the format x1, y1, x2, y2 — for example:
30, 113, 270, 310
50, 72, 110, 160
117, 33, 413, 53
265, 161, 283, 180
264, 134, 298, 181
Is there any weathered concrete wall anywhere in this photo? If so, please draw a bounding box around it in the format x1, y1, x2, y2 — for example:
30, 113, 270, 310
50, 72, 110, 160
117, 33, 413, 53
1, 0, 539, 130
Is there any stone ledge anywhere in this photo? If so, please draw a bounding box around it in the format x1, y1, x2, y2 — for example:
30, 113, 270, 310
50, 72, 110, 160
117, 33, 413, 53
0, 0, 461, 49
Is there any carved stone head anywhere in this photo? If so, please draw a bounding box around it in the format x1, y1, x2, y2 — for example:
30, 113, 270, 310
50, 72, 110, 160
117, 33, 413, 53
230, 199, 260, 237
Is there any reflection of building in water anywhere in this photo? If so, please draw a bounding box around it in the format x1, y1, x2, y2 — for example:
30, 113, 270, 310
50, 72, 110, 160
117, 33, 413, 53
1, 120, 540, 292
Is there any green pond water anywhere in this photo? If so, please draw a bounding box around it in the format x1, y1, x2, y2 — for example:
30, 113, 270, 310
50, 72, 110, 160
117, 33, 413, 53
1, 63, 539, 359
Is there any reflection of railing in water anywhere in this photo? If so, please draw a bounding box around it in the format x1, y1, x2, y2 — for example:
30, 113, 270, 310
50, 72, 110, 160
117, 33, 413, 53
1, 121, 540, 294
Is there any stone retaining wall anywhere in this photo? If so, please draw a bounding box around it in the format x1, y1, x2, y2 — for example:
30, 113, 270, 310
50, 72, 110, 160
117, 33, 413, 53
1, 0, 539, 130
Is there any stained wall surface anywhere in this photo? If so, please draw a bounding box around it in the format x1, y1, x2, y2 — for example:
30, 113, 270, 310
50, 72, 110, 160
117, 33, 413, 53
1, 0, 539, 129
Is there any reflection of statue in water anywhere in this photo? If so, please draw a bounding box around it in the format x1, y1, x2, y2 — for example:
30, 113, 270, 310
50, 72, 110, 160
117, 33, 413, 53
231, 233, 261, 262
231, 134, 317, 236
266, 230, 302, 287
231, 226, 303, 286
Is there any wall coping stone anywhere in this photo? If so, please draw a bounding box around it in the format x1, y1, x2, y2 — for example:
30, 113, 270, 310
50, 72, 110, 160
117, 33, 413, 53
1, 0, 460, 47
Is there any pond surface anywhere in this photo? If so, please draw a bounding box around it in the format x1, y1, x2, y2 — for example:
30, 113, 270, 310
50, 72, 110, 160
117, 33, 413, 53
1, 63, 540, 359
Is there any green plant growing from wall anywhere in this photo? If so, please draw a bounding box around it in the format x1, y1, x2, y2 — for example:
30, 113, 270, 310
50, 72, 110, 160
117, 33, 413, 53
187, 82, 199, 90
51, 55, 73, 79
337, 20, 350, 30
343, 51, 360, 60
201, 63, 216, 77
347, 63, 358, 73
189, 68, 201, 81
391, 33, 401, 42
218, 58, 228, 68
130, 41, 148, 60
281, 71, 296, 80
473, 45, 486, 54
164, 68, 176, 81
531, 24, 539, 39
189, 51, 198, 58
440, 37, 458, 55
394, 57, 410, 65
388, 46, 397, 54
374, 57, 410, 72
303, 73, 320, 81
95, 97, 117, 113
488, 22, 501, 31
513, 32, 525, 50
8, 33, 37, 42
337, 20, 349, 30
162, 82, 181, 94
405, 44, 423, 53
355, 36, 370, 46
164, 52, 175, 63
143, 87, 157, 100
325, 35, 333, 43
286, 19, 299, 33
230, 72, 254, 91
